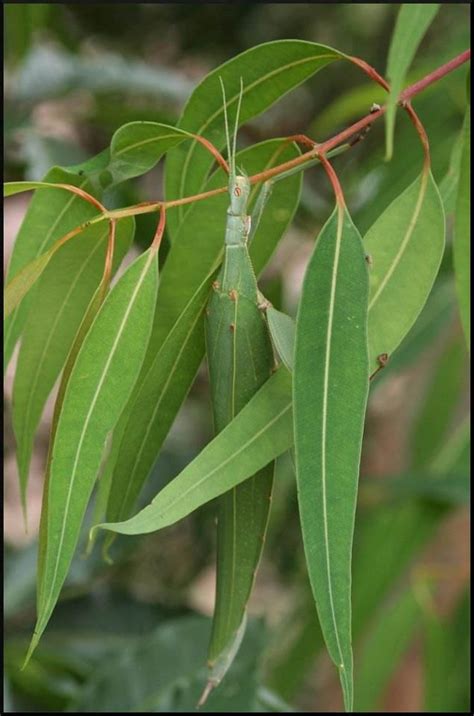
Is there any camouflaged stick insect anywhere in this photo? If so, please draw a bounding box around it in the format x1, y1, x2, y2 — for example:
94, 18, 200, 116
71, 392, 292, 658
200, 79, 276, 703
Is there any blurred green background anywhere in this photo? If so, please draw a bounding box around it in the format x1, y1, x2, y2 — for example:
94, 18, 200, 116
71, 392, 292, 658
4, 3, 470, 712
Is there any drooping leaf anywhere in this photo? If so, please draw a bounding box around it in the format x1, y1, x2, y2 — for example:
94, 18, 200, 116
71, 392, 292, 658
293, 205, 369, 711
4, 168, 100, 372
354, 588, 421, 711
365, 171, 445, 373
267, 307, 296, 371
28, 248, 159, 661
165, 40, 342, 236
101, 140, 301, 536
453, 102, 470, 349
385, 4, 440, 159
12, 218, 134, 509
96, 367, 293, 538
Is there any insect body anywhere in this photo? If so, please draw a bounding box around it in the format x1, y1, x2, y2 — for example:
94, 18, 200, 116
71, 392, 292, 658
205, 169, 275, 672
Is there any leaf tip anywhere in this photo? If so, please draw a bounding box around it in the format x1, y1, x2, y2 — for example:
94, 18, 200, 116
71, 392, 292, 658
196, 678, 216, 709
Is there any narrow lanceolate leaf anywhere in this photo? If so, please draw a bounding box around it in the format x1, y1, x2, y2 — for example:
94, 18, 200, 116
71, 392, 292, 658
101, 140, 301, 536
385, 4, 440, 159
165, 40, 342, 236
12, 218, 134, 508
294, 206, 369, 712
267, 307, 296, 371
453, 103, 470, 349
37, 281, 113, 614
95, 366, 293, 537
27, 249, 158, 661
365, 172, 445, 374
4, 168, 99, 372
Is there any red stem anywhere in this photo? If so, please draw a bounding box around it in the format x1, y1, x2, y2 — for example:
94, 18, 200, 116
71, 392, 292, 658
401, 49, 471, 102
151, 205, 167, 251
318, 154, 345, 208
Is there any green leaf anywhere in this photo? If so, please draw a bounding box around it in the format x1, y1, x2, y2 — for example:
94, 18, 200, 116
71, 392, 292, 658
293, 206, 369, 712
12, 218, 134, 509
165, 40, 342, 236
102, 139, 301, 536
96, 122, 218, 190
28, 248, 159, 660
96, 367, 293, 538
4, 168, 100, 372
365, 171, 445, 373
453, 103, 470, 348
385, 4, 440, 159
267, 307, 295, 371
354, 588, 420, 711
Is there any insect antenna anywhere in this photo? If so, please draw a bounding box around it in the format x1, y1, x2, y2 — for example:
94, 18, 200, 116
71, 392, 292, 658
219, 77, 233, 180
232, 77, 244, 177
219, 76, 244, 180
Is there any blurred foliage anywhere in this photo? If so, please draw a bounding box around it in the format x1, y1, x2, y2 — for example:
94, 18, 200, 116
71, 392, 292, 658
4, 3, 470, 713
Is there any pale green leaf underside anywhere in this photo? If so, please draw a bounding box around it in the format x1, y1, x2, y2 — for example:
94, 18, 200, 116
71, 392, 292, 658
385, 3, 440, 159
28, 249, 159, 661
294, 206, 369, 712
365, 171, 445, 373
96, 367, 293, 537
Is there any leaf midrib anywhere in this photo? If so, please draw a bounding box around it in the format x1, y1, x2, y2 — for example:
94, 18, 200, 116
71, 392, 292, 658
40, 251, 155, 628
368, 173, 429, 311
